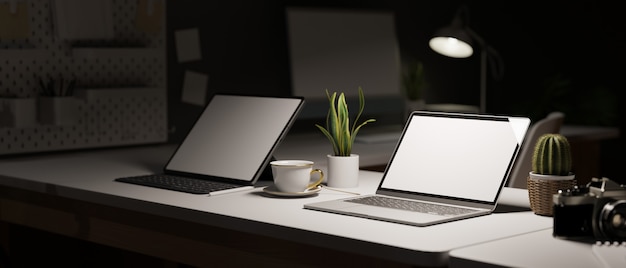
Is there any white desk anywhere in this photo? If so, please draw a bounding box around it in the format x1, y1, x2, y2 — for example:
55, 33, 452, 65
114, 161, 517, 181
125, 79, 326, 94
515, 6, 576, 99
0, 143, 551, 267
449, 228, 619, 268
274, 131, 397, 170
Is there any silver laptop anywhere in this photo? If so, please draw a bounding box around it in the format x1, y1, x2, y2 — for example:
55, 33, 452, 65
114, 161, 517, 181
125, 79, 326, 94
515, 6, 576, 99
305, 111, 530, 226
116, 94, 305, 195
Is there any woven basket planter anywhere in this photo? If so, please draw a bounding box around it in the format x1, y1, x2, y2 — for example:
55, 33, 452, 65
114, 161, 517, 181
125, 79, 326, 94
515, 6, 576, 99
527, 172, 576, 216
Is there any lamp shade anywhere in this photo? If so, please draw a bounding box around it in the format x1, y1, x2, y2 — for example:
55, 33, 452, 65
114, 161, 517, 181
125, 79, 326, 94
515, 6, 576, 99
429, 25, 474, 58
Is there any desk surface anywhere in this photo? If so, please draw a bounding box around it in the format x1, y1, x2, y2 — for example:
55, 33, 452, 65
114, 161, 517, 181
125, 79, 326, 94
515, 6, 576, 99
0, 143, 551, 267
449, 229, 612, 268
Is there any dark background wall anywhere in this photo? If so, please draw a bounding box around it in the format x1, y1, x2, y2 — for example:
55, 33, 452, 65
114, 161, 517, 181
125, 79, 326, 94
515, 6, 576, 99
166, 1, 624, 179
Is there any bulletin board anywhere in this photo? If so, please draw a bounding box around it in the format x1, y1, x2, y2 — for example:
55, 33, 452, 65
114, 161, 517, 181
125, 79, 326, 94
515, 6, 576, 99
0, 0, 167, 155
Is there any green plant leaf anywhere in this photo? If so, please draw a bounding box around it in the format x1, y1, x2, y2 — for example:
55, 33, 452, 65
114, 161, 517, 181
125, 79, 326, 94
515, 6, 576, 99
315, 124, 340, 155
337, 93, 350, 155
316, 87, 376, 156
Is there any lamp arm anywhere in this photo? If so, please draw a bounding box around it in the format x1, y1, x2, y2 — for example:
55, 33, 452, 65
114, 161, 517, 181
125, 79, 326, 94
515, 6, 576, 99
464, 27, 505, 114
486, 46, 505, 80
440, 5, 504, 114
466, 27, 505, 81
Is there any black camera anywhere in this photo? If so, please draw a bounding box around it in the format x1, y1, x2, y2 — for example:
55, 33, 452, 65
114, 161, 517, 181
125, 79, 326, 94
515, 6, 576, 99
553, 177, 626, 242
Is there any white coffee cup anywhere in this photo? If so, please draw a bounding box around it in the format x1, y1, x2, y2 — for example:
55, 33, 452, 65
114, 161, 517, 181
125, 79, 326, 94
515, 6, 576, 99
270, 160, 324, 193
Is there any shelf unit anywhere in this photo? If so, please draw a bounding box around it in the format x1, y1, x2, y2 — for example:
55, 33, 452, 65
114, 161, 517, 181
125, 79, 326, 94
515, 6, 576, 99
0, 0, 167, 155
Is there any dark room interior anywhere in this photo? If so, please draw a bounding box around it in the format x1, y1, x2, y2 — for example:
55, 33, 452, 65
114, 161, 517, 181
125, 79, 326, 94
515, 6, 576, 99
166, 0, 624, 179
1, 1, 624, 267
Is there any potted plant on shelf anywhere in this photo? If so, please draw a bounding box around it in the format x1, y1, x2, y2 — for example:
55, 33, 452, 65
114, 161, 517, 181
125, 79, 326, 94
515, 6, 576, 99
527, 133, 577, 216
38, 76, 79, 126
315, 87, 375, 188
402, 60, 427, 119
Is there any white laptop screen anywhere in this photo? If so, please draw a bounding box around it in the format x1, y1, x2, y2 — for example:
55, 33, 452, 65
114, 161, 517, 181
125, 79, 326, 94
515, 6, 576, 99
380, 113, 528, 202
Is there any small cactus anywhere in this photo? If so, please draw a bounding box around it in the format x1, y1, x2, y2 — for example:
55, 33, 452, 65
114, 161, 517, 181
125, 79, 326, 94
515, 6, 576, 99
531, 133, 572, 176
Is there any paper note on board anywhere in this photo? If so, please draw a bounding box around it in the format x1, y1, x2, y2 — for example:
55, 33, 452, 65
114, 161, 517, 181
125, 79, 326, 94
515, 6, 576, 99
175, 28, 202, 62
0, 2, 30, 39
135, 0, 164, 33
181, 71, 209, 106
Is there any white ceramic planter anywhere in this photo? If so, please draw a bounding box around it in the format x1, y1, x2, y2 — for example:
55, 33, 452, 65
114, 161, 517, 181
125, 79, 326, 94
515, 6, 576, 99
327, 154, 359, 188
38, 97, 79, 125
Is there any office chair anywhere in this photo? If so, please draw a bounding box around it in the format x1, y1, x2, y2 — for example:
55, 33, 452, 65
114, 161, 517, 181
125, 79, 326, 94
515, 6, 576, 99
507, 112, 565, 189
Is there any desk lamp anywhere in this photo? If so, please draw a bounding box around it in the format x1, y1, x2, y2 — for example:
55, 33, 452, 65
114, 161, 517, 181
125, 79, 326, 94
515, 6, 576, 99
428, 6, 503, 113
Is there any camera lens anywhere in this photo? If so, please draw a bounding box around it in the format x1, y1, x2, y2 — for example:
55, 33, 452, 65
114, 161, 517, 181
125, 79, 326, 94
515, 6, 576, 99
598, 200, 626, 241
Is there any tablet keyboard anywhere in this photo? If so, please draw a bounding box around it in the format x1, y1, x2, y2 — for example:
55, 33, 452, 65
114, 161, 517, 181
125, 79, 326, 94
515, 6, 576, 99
115, 174, 244, 194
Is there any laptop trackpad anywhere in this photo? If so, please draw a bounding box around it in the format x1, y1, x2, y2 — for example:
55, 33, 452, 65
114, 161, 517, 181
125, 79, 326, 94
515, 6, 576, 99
343, 204, 447, 223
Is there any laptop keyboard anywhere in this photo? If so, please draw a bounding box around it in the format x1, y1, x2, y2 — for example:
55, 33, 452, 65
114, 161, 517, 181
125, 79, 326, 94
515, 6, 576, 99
115, 174, 244, 194
345, 196, 478, 216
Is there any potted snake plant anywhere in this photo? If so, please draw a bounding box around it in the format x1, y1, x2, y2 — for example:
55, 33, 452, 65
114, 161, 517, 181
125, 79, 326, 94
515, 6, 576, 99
527, 133, 577, 216
315, 87, 375, 188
